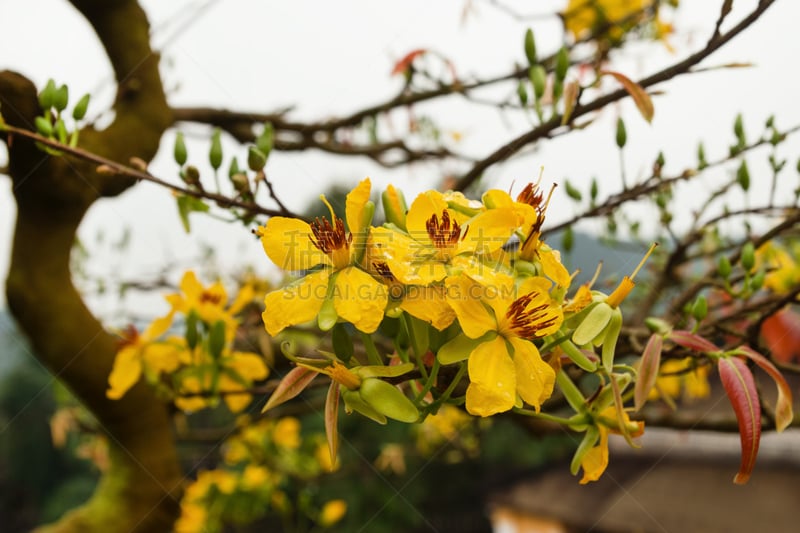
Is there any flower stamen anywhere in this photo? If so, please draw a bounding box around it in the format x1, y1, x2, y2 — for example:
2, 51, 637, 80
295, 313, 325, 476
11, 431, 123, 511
504, 292, 559, 338
426, 210, 462, 249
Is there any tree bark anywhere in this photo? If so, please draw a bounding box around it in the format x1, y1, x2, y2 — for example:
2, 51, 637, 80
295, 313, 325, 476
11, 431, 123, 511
1, 1, 182, 531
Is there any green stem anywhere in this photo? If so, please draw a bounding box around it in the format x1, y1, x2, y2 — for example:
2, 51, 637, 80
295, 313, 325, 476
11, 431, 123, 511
414, 356, 440, 404
427, 362, 467, 413
402, 314, 429, 381
360, 332, 383, 366
511, 408, 583, 426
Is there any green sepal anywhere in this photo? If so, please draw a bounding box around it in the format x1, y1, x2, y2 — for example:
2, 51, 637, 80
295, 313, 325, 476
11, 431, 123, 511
572, 302, 613, 346
354, 362, 415, 380
359, 378, 419, 423
318, 274, 339, 331
341, 388, 387, 424
570, 425, 600, 476
437, 333, 492, 365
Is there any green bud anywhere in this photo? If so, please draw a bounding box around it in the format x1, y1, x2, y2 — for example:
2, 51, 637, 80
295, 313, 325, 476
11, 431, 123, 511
208, 320, 227, 360
209, 128, 223, 170
740, 242, 755, 272
750, 270, 765, 291
717, 255, 732, 278
615, 117, 627, 149
255, 122, 274, 158
565, 180, 582, 201
185, 310, 199, 350
524, 28, 537, 65
359, 378, 419, 423
247, 145, 267, 171
644, 317, 672, 335
34, 116, 53, 137
38, 79, 56, 110
72, 93, 90, 120
736, 160, 750, 191
765, 115, 775, 129
53, 84, 69, 112
656, 151, 665, 168
228, 157, 240, 179
54, 118, 68, 144
517, 80, 528, 106
529, 65, 546, 100
734, 113, 745, 144
590, 178, 598, 201
555, 46, 569, 82
796, 157, 800, 174
174, 131, 188, 166
691, 296, 708, 322
697, 142, 707, 169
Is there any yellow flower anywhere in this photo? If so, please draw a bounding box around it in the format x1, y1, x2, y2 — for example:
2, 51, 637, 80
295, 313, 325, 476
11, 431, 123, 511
315, 441, 339, 472
757, 241, 800, 294
174, 349, 268, 413
580, 406, 644, 483
272, 417, 301, 449
106, 317, 183, 400
174, 502, 208, 533
648, 357, 710, 402
564, 0, 653, 41
440, 275, 563, 416
258, 178, 388, 334
371, 189, 517, 286
318, 499, 347, 527
166, 270, 252, 335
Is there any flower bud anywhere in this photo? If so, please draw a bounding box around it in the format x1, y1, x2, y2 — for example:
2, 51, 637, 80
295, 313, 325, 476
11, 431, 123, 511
181, 165, 201, 187
524, 28, 537, 65
529, 65, 546, 100
72, 93, 90, 120
34, 116, 53, 137
256, 122, 274, 159
736, 160, 750, 191
517, 80, 528, 106
174, 131, 188, 166
381, 184, 408, 231
53, 84, 69, 112
555, 47, 569, 82
740, 242, 755, 272
248, 146, 267, 171
616, 117, 627, 149
691, 296, 708, 322
209, 128, 223, 170
718, 255, 732, 278
38, 79, 56, 110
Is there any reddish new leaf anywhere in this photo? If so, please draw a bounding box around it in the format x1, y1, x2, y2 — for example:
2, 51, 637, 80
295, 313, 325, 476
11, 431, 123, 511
668, 330, 719, 353
325, 380, 340, 469
600, 70, 654, 123
634, 333, 663, 412
391, 48, 428, 76
760, 307, 800, 363
718, 356, 761, 484
262, 366, 317, 413
738, 345, 794, 432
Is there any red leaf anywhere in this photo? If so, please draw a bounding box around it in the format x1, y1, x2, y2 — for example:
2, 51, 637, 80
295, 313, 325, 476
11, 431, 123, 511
760, 308, 800, 363
600, 70, 654, 123
262, 366, 317, 413
634, 333, 663, 412
391, 48, 428, 76
738, 345, 794, 432
668, 330, 719, 353
718, 356, 761, 484
325, 381, 340, 470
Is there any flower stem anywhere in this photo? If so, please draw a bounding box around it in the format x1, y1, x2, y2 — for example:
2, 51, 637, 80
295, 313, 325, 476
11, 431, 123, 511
360, 332, 383, 366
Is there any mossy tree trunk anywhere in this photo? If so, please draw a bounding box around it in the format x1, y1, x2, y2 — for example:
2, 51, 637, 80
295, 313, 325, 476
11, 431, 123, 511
1, 1, 183, 531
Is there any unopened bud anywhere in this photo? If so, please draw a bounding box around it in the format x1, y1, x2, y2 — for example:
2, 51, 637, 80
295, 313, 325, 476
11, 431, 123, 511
72, 93, 90, 120
248, 146, 267, 171
740, 242, 755, 272
174, 131, 188, 166
524, 28, 537, 65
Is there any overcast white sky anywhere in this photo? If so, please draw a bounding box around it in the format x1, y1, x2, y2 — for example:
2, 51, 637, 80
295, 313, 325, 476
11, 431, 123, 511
1, 0, 799, 319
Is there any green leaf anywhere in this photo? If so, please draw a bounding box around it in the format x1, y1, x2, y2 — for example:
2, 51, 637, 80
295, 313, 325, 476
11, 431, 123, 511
176, 194, 210, 233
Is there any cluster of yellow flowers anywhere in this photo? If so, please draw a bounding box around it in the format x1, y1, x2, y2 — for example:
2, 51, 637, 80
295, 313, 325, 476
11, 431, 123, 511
175, 416, 345, 533
106, 271, 268, 412
563, 0, 676, 44
257, 177, 656, 483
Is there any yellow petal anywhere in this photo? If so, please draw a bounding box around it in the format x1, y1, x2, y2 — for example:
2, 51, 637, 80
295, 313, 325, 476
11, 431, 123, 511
466, 336, 516, 417
346, 177, 371, 236
142, 342, 184, 375
174, 375, 208, 413
180, 271, 203, 302
370, 226, 444, 285
508, 337, 555, 411
539, 246, 571, 288
227, 351, 269, 381
406, 190, 448, 239
445, 275, 497, 338
457, 208, 517, 255
228, 283, 255, 315
143, 310, 175, 340
400, 285, 456, 331
580, 428, 610, 484
333, 267, 388, 333
107, 347, 142, 400
262, 270, 330, 335
258, 217, 328, 271
450, 254, 515, 295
